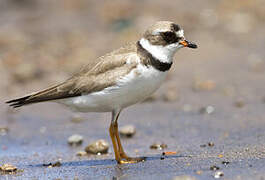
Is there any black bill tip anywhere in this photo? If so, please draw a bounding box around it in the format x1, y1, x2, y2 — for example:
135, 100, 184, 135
187, 41, 197, 49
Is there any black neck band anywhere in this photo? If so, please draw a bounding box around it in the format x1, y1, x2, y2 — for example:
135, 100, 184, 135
137, 41, 172, 72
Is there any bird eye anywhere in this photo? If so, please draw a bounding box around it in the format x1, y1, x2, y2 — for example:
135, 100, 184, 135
161, 31, 180, 44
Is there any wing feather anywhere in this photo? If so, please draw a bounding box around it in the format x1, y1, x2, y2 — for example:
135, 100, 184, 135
6, 43, 138, 108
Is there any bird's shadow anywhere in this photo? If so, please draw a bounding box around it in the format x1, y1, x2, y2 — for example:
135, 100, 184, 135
28, 154, 189, 168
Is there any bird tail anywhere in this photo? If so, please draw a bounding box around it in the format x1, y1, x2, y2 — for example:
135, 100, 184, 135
6, 84, 65, 108
6, 94, 34, 108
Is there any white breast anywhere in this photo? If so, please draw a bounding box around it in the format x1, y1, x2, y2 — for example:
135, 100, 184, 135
59, 57, 167, 112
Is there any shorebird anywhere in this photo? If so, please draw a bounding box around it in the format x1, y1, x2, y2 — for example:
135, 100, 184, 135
6, 21, 197, 164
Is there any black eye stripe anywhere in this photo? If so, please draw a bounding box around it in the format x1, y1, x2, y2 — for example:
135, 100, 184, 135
161, 31, 181, 44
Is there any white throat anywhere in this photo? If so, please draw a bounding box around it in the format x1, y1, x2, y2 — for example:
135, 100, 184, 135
139, 38, 179, 63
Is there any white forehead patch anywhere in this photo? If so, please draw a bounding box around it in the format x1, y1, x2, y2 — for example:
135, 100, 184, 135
152, 29, 184, 37
152, 29, 168, 35
176, 29, 184, 37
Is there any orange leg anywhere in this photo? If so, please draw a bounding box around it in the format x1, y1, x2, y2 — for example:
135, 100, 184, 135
110, 110, 145, 164
109, 122, 121, 162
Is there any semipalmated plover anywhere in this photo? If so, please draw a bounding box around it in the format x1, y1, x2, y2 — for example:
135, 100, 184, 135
6, 21, 197, 164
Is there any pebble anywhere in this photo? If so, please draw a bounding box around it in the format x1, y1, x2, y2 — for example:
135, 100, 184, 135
68, 134, 83, 146
0, 164, 17, 173
85, 139, 109, 154
208, 142, 215, 147
0, 127, 9, 136
200, 144, 207, 148
234, 100, 245, 108
222, 161, 229, 165
214, 171, 224, 178
172, 175, 197, 180
199, 106, 215, 114
192, 79, 216, 91
210, 165, 220, 171
150, 143, 168, 150
43, 161, 62, 168
51, 161, 62, 167
76, 151, 87, 157
39, 126, 47, 134
200, 142, 214, 148
119, 125, 136, 138
71, 115, 84, 123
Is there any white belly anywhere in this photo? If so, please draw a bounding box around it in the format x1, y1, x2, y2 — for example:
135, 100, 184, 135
58, 64, 167, 112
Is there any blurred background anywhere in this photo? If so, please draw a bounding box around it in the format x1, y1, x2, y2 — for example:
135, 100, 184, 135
0, 0, 265, 178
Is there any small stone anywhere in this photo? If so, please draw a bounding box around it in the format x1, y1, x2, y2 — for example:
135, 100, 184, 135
40, 126, 47, 134
85, 139, 109, 154
234, 100, 245, 108
150, 143, 167, 150
222, 161, 229, 165
210, 165, 220, 171
214, 171, 224, 178
0, 164, 17, 173
43, 161, 62, 168
200, 144, 207, 148
199, 106, 215, 114
172, 175, 197, 180
76, 151, 87, 157
208, 142, 215, 147
192, 79, 216, 91
51, 161, 62, 167
0, 127, 8, 136
68, 134, 83, 146
71, 115, 84, 123
119, 125, 136, 138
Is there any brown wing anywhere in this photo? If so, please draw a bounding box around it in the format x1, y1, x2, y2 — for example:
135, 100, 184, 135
6, 43, 138, 108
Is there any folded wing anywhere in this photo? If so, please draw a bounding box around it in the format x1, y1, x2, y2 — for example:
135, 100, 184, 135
6, 43, 138, 108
